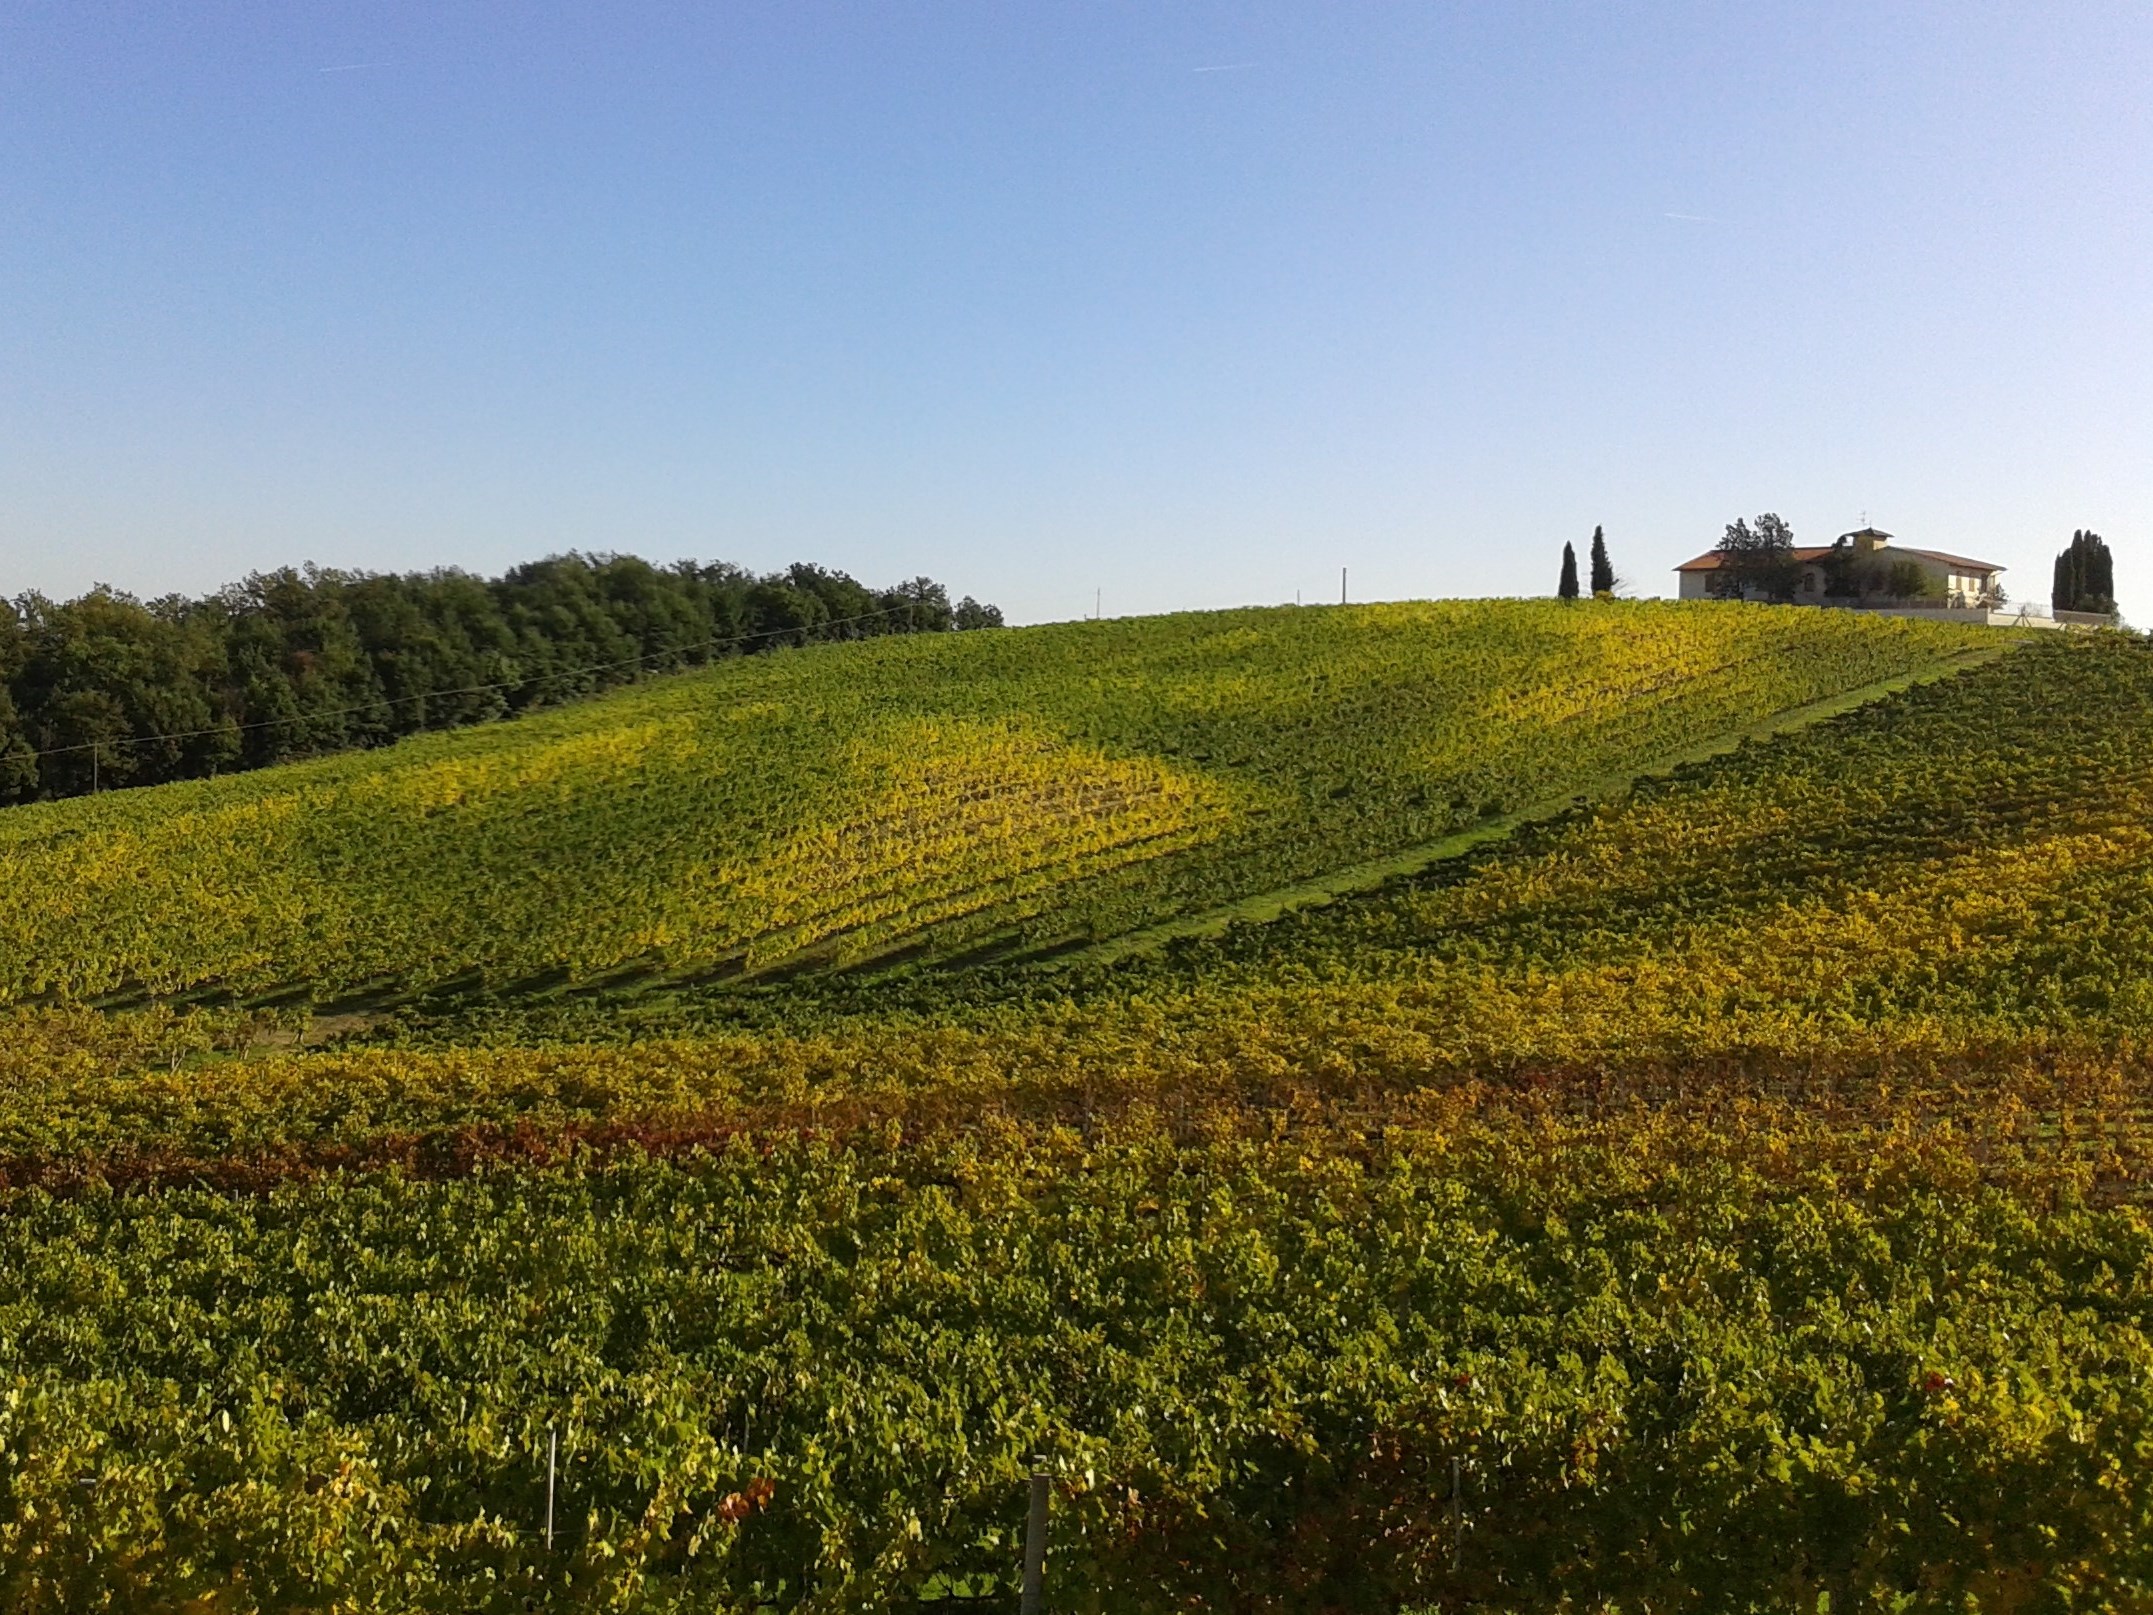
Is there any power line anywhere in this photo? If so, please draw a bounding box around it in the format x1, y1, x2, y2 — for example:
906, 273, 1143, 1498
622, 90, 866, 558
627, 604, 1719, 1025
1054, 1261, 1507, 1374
6, 597, 946, 771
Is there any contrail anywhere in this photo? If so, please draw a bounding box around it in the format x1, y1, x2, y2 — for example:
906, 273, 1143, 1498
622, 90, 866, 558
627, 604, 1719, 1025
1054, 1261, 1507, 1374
1193, 62, 1255, 73
318, 62, 391, 73
1662, 211, 1714, 222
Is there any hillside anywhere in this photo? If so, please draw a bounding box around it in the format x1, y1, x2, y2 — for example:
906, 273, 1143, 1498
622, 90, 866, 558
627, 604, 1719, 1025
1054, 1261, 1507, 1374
1127, 628, 2153, 1057
0, 599, 1989, 1005
21, 606, 2153, 1614
20, 629, 2153, 1180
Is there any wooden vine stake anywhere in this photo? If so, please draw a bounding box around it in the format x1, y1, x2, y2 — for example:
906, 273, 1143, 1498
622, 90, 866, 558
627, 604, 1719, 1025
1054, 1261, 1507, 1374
1451, 1454, 1461, 1569
1021, 1456, 1049, 1615
546, 1425, 558, 1551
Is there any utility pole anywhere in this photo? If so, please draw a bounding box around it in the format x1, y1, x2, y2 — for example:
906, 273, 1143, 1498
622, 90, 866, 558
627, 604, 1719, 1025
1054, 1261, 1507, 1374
1340, 567, 1348, 605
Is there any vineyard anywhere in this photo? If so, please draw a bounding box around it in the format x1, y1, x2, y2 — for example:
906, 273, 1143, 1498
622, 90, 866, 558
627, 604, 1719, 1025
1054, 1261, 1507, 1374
0, 599, 1984, 1003
14, 606, 2153, 1611
7, 1109, 2153, 1612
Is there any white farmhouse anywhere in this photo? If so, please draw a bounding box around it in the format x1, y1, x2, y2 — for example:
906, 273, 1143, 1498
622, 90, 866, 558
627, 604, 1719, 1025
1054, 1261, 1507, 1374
1674, 527, 2005, 609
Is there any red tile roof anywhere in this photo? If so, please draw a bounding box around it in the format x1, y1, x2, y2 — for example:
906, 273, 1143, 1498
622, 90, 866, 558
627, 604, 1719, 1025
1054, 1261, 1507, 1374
1675, 546, 1834, 572
1897, 546, 2008, 573
1674, 544, 2004, 573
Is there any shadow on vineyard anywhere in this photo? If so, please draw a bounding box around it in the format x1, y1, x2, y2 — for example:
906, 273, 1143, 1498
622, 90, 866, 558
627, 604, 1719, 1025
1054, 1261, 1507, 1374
9, 608, 2153, 1611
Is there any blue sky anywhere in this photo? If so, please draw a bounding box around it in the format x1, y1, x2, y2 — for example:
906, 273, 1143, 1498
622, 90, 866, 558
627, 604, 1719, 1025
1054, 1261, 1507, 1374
3, 3, 2147, 623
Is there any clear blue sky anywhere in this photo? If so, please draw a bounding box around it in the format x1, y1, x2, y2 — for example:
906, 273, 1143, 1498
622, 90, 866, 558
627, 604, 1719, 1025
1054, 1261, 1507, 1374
3, 3, 2147, 623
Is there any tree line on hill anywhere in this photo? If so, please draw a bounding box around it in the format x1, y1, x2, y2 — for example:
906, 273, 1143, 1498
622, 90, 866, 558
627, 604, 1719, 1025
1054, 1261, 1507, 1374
0, 554, 1002, 802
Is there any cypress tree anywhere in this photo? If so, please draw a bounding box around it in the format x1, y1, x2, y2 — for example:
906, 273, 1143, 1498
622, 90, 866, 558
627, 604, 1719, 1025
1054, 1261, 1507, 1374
1558, 542, 1580, 601
2052, 529, 2117, 615
1589, 526, 1615, 596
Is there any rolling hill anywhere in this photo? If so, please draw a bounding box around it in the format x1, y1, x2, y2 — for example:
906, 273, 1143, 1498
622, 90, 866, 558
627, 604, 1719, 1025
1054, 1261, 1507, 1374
18, 601, 2153, 1614
0, 598, 1989, 1004
20, 626, 2153, 1182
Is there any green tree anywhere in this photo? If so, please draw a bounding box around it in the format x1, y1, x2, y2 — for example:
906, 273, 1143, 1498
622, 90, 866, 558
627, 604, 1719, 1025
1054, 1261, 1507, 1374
8, 587, 233, 792
1, 552, 998, 803
1558, 542, 1580, 602
0, 697, 33, 800
1588, 526, 1615, 597
1884, 559, 1940, 603
879, 576, 956, 635
0, 600, 36, 801
743, 579, 828, 646
1818, 536, 1863, 600
2052, 529, 2116, 616
47, 689, 134, 793
1709, 514, 1802, 602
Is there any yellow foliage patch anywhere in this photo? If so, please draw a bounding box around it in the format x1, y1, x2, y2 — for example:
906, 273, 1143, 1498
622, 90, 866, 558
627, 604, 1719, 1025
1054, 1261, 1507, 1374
722, 718, 1236, 965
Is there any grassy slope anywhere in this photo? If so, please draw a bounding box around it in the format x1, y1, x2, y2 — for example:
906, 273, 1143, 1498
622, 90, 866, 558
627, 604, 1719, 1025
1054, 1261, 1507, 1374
0, 599, 1988, 1006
